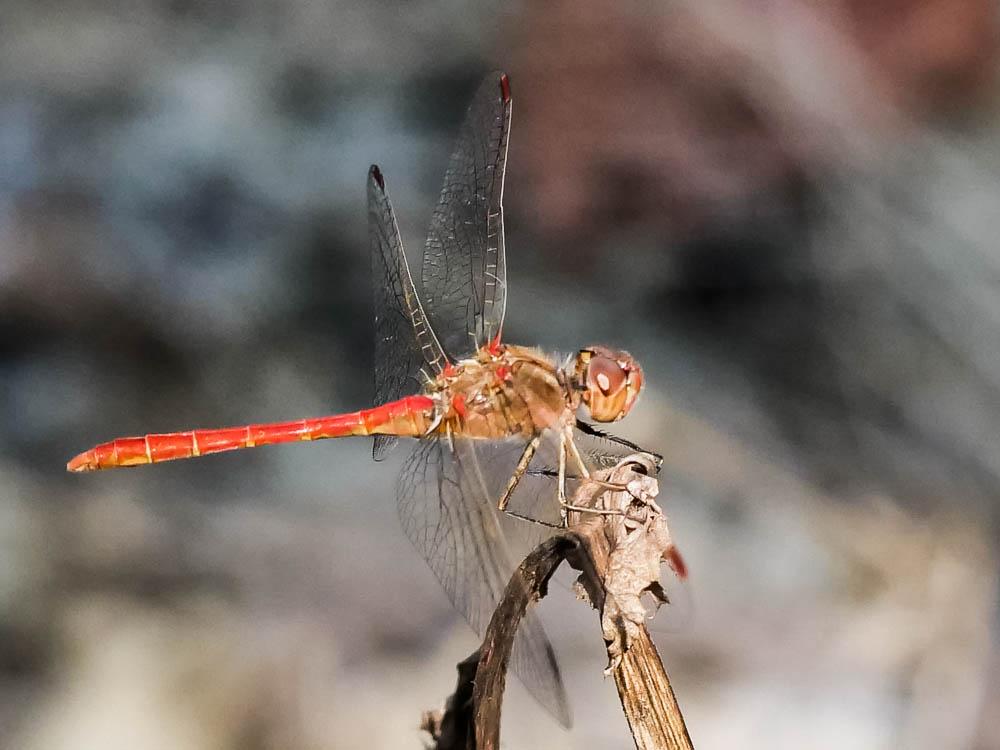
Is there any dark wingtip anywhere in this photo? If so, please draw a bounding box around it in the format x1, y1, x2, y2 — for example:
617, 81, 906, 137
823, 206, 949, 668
499, 73, 511, 104
369, 164, 384, 190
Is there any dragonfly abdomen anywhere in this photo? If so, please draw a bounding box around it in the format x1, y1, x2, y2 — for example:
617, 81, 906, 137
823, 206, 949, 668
67, 395, 436, 472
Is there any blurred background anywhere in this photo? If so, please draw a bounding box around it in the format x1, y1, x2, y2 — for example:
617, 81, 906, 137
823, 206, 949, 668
2, 1, 999, 748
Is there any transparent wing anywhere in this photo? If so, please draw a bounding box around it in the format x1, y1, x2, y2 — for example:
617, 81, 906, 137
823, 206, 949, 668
396, 437, 571, 727
368, 165, 447, 459
421, 72, 511, 360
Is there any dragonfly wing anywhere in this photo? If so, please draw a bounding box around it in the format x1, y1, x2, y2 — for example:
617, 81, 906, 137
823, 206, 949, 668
396, 437, 571, 727
368, 166, 447, 459
421, 72, 511, 360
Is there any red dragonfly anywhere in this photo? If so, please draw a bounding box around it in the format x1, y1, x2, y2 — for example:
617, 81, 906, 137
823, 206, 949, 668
67, 73, 658, 725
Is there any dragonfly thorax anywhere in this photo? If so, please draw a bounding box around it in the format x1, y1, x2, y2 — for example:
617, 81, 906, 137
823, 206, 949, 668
429, 344, 575, 439
573, 346, 643, 423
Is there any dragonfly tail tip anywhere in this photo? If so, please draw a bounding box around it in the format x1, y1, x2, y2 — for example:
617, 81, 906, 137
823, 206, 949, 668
66, 450, 96, 473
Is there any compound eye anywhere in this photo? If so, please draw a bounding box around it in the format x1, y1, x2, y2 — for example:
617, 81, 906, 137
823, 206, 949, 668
588, 356, 626, 396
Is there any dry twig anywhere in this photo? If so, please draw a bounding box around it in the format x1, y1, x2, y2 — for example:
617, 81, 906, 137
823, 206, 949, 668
422, 453, 693, 750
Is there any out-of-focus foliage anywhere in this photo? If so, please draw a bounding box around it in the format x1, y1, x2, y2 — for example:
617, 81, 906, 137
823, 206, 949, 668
1, 1, 998, 748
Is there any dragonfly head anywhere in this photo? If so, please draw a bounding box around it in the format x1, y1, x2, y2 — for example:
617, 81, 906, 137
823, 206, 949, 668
575, 346, 643, 422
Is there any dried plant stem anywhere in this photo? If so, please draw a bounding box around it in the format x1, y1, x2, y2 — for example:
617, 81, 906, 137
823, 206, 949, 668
611, 626, 692, 749
474, 535, 580, 750
573, 513, 694, 750
422, 454, 694, 750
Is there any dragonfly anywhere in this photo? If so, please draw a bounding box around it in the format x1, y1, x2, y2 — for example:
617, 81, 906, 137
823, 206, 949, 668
67, 72, 658, 726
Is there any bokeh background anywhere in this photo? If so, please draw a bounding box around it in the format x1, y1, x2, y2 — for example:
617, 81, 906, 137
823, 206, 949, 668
2, 1, 999, 748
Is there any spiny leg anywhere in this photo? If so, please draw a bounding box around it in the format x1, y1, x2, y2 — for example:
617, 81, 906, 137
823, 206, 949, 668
494, 432, 616, 528
582, 477, 632, 493
502, 508, 562, 529
565, 427, 591, 480
558, 429, 568, 526
497, 435, 540, 511
571, 421, 653, 492
526, 467, 626, 492
562, 503, 625, 516
559, 426, 625, 519
574, 418, 664, 467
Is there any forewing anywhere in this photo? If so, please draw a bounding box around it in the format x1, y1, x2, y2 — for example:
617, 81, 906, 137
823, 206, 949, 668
368, 166, 446, 459
396, 437, 571, 727
421, 72, 511, 360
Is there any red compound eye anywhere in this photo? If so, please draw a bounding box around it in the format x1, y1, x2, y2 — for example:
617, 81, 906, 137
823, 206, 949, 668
588, 356, 626, 396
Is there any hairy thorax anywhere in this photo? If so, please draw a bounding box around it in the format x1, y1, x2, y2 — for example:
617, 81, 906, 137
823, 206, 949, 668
430, 344, 574, 440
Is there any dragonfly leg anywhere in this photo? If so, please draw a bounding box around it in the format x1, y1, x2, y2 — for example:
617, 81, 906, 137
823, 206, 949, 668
562, 503, 624, 516
586, 477, 632, 493
574, 419, 664, 467
557, 430, 568, 526
559, 428, 626, 518
576, 422, 662, 499
565, 429, 591, 479
424, 410, 443, 435
502, 508, 562, 529
497, 435, 540, 511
